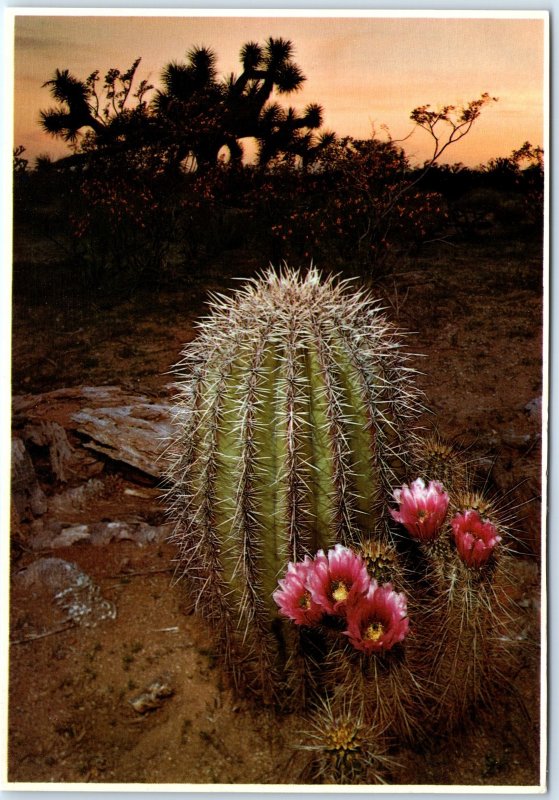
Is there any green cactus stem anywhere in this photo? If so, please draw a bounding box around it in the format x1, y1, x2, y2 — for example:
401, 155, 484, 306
167, 267, 421, 701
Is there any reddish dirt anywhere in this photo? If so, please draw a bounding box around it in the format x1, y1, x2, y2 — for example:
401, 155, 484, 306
9, 238, 544, 787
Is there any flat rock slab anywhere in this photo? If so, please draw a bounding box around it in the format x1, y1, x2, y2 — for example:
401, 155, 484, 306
30, 520, 173, 550
72, 401, 175, 478
13, 385, 190, 479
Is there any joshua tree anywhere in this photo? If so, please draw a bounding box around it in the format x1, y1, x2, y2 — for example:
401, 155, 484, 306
153, 37, 330, 171
255, 102, 336, 167
39, 60, 152, 146
40, 68, 106, 142
39, 38, 331, 172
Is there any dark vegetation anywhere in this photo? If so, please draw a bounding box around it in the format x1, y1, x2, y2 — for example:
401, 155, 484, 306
13, 37, 543, 302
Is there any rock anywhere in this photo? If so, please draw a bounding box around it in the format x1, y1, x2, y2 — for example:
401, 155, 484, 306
72, 401, 175, 478
43, 524, 92, 548
501, 430, 534, 448
525, 396, 543, 422
13, 557, 116, 630
11, 386, 180, 554
129, 679, 174, 714
23, 420, 77, 482
30, 520, 172, 550
49, 478, 106, 516
11, 437, 47, 521
13, 385, 189, 478
84, 520, 171, 547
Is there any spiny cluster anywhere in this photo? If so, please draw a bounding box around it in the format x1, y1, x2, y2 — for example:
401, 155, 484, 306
167, 267, 517, 783
298, 697, 395, 784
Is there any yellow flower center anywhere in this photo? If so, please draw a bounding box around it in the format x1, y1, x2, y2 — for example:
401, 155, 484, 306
298, 592, 311, 609
365, 621, 384, 642
326, 723, 360, 753
331, 581, 349, 603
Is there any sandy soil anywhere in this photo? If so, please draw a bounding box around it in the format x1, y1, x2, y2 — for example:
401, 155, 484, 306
9, 238, 544, 787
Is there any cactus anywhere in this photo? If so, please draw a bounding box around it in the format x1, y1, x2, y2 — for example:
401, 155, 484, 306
167, 267, 516, 783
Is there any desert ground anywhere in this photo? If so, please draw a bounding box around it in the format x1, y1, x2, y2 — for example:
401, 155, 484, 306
9, 233, 543, 786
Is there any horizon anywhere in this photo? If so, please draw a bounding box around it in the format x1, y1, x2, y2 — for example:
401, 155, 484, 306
12, 12, 547, 168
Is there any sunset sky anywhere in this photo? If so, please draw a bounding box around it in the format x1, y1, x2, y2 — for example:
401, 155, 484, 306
11, 11, 547, 168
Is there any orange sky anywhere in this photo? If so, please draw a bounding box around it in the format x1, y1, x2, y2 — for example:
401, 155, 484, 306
12, 12, 547, 167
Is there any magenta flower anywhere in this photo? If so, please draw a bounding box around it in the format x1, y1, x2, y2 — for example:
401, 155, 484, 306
390, 477, 449, 542
273, 556, 324, 626
344, 582, 409, 653
307, 544, 370, 616
451, 509, 502, 568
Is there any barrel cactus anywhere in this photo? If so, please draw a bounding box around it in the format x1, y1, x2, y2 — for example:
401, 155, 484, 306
167, 267, 515, 783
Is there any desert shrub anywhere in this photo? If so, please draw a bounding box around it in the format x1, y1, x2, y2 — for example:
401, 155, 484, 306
246, 137, 447, 275
476, 143, 544, 238
66, 149, 183, 287
411, 144, 544, 243
173, 162, 251, 262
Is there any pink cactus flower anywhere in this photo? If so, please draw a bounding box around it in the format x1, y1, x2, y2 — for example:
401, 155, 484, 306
451, 509, 502, 568
307, 544, 371, 616
273, 556, 324, 626
390, 477, 449, 542
344, 582, 409, 653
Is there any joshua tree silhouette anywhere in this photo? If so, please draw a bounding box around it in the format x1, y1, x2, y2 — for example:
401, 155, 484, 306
39, 38, 332, 171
